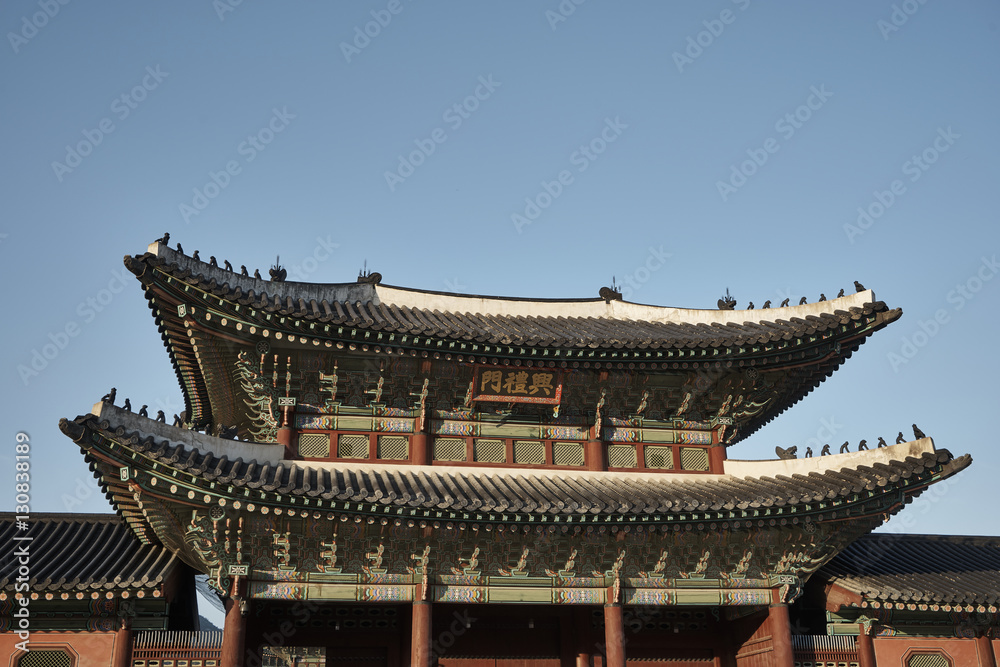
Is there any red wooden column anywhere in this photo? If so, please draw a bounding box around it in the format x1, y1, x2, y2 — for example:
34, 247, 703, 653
585, 439, 605, 471
221, 578, 247, 667
411, 432, 431, 465
411, 596, 433, 667
110, 617, 132, 667
978, 632, 998, 667
768, 604, 794, 667
603, 604, 625, 667
857, 623, 877, 667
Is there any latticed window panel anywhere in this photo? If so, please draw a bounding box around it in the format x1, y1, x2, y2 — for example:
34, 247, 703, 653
514, 440, 546, 465
907, 655, 950, 667
337, 434, 369, 459
552, 442, 585, 467
644, 445, 674, 469
377, 435, 409, 460
680, 447, 710, 471
607, 444, 638, 469
474, 439, 506, 463
17, 652, 72, 667
434, 438, 467, 462
298, 433, 330, 458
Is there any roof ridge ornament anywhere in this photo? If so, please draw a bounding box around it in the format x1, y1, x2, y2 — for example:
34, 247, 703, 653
599, 276, 622, 303
269, 256, 287, 282
718, 288, 736, 310
357, 260, 382, 285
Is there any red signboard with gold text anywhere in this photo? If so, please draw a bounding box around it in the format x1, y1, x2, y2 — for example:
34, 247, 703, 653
472, 365, 563, 405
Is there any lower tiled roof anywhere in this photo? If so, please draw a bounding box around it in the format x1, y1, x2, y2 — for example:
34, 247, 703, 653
0, 513, 178, 594
60, 412, 969, 521
818, 533, 1000, 606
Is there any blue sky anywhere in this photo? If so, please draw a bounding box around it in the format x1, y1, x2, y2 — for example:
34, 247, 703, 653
2, 1, 998, 544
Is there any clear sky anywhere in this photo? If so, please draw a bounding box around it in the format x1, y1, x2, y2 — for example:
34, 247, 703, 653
2, 0, 998, 549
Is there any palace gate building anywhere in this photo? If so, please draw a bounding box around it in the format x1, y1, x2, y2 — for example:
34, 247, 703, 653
3, 240, 998, 666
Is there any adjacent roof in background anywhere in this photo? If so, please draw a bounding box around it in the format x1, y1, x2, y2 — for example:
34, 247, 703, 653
818, 533, 1000, 606
0, 513, 178, 596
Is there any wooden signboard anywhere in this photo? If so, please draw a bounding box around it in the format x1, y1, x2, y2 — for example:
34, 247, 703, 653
472, 365, 563, 405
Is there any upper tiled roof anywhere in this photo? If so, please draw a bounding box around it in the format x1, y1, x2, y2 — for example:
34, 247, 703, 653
0, 513, 178, 595
818, 533, 1000, 606
125, 243, 900, 351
